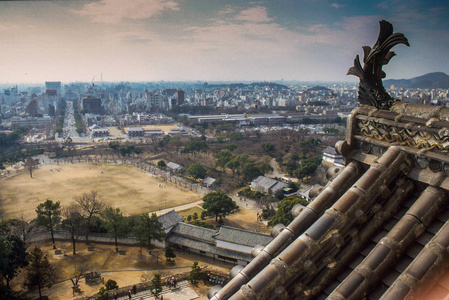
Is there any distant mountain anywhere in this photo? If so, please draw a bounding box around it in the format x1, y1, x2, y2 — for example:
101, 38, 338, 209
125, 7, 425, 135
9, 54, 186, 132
249, 82, 289, 90
308, 85, 331, 92
384, 72, 449, 89
205, 82, 288, 90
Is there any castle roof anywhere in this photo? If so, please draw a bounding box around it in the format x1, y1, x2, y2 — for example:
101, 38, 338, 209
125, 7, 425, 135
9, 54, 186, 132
210, 102, 449, 299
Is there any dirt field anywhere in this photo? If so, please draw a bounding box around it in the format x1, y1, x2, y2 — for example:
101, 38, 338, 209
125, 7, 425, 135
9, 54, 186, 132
106, 126, 126, 138
0, 163, 202, 221
141, 125, 179, 132
124, 125, 180, 133
106, 125, 180, 138
12, 241, 226, 300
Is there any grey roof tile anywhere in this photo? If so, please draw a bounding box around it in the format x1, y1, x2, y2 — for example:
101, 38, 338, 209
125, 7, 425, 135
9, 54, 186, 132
213, 226, 272, 247
170, 223, 216, 244
394, 256, 413, 273
166, 235, 252, 261
381, 269, 401, 286
252, 176, 278, 189
416, 231, 433, 246
404, 243, 423, 259
158, 210, 185, 230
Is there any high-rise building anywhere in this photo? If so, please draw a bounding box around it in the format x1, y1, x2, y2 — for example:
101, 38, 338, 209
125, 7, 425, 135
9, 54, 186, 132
175, 89, 185, 105
145, 90, 162, 111
25, 99, 38, 116
45, 81, 62, 96
82, 96, 102, 114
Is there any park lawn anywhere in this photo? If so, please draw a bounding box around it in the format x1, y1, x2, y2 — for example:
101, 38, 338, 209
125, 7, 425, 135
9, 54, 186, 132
0, 162, 202, 221
178, 206, 205, 218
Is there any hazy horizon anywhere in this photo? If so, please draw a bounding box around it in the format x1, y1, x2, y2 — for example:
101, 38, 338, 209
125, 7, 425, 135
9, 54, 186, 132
1, 0, 448, 84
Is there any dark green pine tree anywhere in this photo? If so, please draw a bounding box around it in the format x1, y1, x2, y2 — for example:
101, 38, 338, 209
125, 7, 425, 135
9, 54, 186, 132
134, 213, 166, 252
24, 247, 56, 300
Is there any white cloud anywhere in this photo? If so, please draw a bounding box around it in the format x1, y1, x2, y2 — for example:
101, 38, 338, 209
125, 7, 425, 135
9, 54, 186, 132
234, 6, 274, 23
331, 3, 344, 9
73, 0, 179, 24
217, 7, 237, 16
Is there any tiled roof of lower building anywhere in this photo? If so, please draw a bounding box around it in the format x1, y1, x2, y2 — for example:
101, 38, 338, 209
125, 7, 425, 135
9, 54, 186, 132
166, 235, 252, 262
170, 222, 216, 244
157, 210, 185, 231
213, 226, 272, 248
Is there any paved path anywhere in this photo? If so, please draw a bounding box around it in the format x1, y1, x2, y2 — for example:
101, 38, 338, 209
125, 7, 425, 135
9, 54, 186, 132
116, 280, 198, 300
268, 158, 286, 178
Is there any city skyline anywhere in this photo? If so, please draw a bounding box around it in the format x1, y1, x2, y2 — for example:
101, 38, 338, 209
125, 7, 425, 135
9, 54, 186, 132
1, 0, 448, 84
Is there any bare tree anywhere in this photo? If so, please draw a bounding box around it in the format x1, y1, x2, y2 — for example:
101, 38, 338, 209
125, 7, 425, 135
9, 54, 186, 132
70, 262, 90, 287
25, 158, 39, 178
75, 190, 105, 244
6, 214, 39, 244
62, 205, 85, 255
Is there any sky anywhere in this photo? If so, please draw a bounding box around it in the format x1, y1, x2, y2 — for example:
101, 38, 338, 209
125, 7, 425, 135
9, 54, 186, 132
1, 0, 449, 84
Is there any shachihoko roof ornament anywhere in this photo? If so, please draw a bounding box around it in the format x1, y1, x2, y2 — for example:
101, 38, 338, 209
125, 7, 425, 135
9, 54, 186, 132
347, 20, 409, 110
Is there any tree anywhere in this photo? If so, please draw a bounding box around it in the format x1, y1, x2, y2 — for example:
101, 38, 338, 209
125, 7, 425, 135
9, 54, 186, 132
64, 137, 74, 158
188, 261, 202, 285
150, 273, 163, 298
134, 213, 166, 252
108, 141, 120, 156
224, 144, 238, 152
188, 163, 207, 180
178, 115, 189, 126
24, 247, 56, 300
165, 247, 176, 262
96, 279, 118, 300
215, 150, 233, 172
158, 135, 172, 149
229, 132, 244, 141
261, 142, 275, 154
119, 147, 129, 157
70, 262, 90, 287
0, 235, 28, 289
105, 279, 118, 290
4, 215, 38, 244
181, 140, 209, 155
101, 207, 129, 252
293, 156, 323, 179
157, 160, 166, 169
256, 163, 273, 175
202, 191, 238, 222
35, 200, 61, 249
75, 190, 105, 244
25, 158, 39, 178
268, 196, 309, 227
225, 158, 240, 175
96, 286, 110, 300
62, 205, 85, 255
242, 162, 262, 182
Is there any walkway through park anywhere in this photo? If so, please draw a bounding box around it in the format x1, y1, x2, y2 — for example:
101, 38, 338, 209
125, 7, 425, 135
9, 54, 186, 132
116, 280, 198, 300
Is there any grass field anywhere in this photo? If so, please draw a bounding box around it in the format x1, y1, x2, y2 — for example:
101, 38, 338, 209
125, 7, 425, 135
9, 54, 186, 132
178, 206, 205, 218
0, 163, 202, 221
